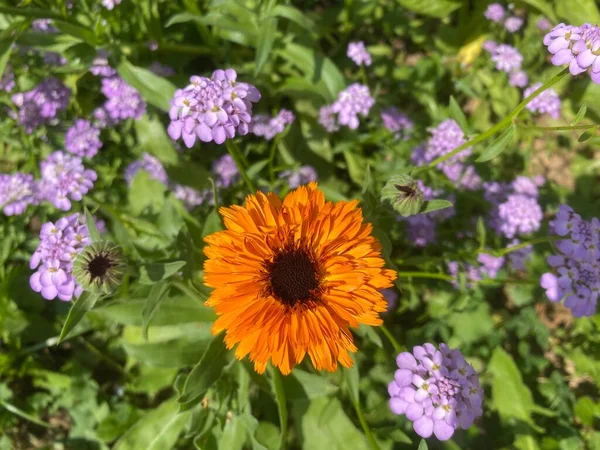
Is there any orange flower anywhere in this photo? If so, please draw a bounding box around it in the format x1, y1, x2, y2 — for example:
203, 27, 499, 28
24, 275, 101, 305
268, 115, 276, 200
203, 182, 397, 375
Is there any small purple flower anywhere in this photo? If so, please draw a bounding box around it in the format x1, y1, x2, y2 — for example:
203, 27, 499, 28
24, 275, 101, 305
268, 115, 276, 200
381, 107, 414, 140
490, 44, 523, 73
448, 262, 482, 289
150, 61, 175, 77
32, 19, 57, 33
381, 288, 398, 313
484, 3, 505, 23
509, 70, 528, 88
0, 65, 15, 93
38, 151, 97, 211
90, 50, 116, 78
43, 52, 67, 66
102, 0, 122, 10
389, 344, 483, 441
330, 83, 374, 130
504, 16, 524, 33
92, 107, 117, 129
101, 76, 146, 122
29, 213, 89, 301
318, 105, 339, 132
477, 253, 505, 278
507, 239, 533, 271
65, 119, 103, 158
173, 185, 208, 210
148, 41, 159, 51
482, 40, 498, 53
347, 41, 372, 66
212, 154, 239, 188
497, 194, 543, 238
0, 173, 37, 216
524, 82, 561, 119
168, 69, 261, 147
12, 78, 70, 134
252, 109, 295, 140
537, 18, 552, 31
124, 153, 168, 185
279, 165, 318, 189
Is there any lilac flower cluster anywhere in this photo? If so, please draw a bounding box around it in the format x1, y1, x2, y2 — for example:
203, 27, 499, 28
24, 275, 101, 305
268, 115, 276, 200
488, 44, 523, 73
544, 23, 600, 84
168, 69, 261, 147
65, 119, 103, 158
381, 107, 414, 140
0, 173, 37, 216
523, 82, 561, 118
541, 205, 600, 317
12, 78, 71, 134
509, 70, 529, 88
483, 4, 523, 33
102, 0, 122, 10
279, 165, 318, 189
0, 65, 15, 92
252, 109, 295, 140
448, 252, 505, 289
319, 84, 374, 131
484, 176, 543, 239
38, 151, 97, 211
29, 214, 89, 301
100, 77, 146, 123
411, 120, 481, 191
212, 154, 239, 188
90, 50, 116, 78
389, 344, 483, 441
124, 153, 169, 185
347, 41, 372, 66
402, 181, 455, 247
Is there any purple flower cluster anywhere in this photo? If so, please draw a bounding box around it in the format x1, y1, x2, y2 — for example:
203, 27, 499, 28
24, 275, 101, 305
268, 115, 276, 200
252, 109, 295, 140
150, 61, 175, 77
484, 176, 544, 239
537, 18, 552, 31
504, 17, 524, 33
484, 3, 505, 23
100, 77, 146, 123
319, 84, 374, 131
32, 19, 57, 33
102, 0, 122, 10
124, 153, 169, 185
411, 120, 481, 191
212, 154, 239, 188
402, 181, 455, 247
509, 70, 528, 88
0, 65, 15, 92
347, 41, 372, 66
279, 165, 318, 189
448, 252, 505, 289
541, 205, 600, 317
0, 173, 37, 216
38, 151, 97, 211
523, 82, 561, 118
173, 185, 211, 210
12, 78, 71, 134
29, 213, 89, 301
65, 119, 103, 158
90, 50, 116, 78
381, 288, 398, 314
544, 23, 600, 84
381, 107, 414, 140
507, 239, 533, 271
389, 344, 483, 441
168, 69, 261, 147
489, 44, 523, 73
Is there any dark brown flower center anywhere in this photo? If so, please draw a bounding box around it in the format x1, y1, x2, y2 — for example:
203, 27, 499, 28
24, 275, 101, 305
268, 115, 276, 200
267, 248, 320, 306
87, 253, 114, 281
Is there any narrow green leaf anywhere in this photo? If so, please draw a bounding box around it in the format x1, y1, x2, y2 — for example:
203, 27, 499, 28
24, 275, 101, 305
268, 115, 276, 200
395, 0, 462, 18
142, 282, 170, 341
165, 12, 201, 27
138, 261, 186, 284
449, 96, 470, 134
116, 59, 177, 112
571, 104, 587, 125
476, 216, 486, 249
271, 5, 316, 32
0, 400, 53, 428
476, 125, 515, 162
343, 361, 360, 404
578, 127, 597, 142
84, 206, 101, 242
361, 164, 373, 196
255, 18, 278, 75
202, 210, 223, 237
177, 336, 229, 407
0, 40, 14, 82
270, 367, 288, 450
420, 199, 453, 214
134, 114, 179, 165
58, 292, 101, 343
418, 439, 429, 450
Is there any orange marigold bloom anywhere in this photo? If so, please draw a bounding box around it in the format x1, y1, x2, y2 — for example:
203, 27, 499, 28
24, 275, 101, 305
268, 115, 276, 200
203, 182, 397, 375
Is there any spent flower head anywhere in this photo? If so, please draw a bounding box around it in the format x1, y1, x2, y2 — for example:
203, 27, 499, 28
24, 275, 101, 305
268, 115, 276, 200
73, 241, 126, 295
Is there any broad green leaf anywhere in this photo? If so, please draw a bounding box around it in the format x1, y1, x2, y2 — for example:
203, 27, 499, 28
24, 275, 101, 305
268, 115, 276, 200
270, 367, 288, 450
84, 206, 101, 242
556, 0, 600, 26
420, 199, 453, 214
178, 336, 229, 407
165, 161, 212, 191
355, 324, 383, 348
272, 5, 316, 32
219, 416, 247, 450
574, 396, 597, 427
520, 0, 557, 22
117, 59, 177, 111
476, 125, 516, 162
202, 210, 224, 237
128, 170, 167, 216
343, 150, 366, 186
281, 369, 338, 400
58, 292, 101, 343
255, 18, 278, 75
134, 115, 179, 165
138, 261, 186, 284
395, 0, 463, 18
113, 399, 189, 450
251, 420, 279, 450
142, 282, 170, 340
571, 104, 587, 126
514, 434, 541, 450
449, 96, 470, 134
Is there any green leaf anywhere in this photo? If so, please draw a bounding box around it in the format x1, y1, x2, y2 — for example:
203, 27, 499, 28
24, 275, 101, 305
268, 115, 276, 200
395, 0, 463, 18
0, 400, 53, 428
281, 369, 338, 400
219, 416, 247, 450
165, 12, 202, 27
138, 261, 186, 285
255, 18, 278, 75
476, 216, 486, 249
142, 282, 170, 340
113, 399, 189, 450
202, 210, 224, 237
449, 96, 470, 134
128, 170, 167, 216
420, 199, 453, 214
417, 439, 429, 450
270, 367, 288, 450
361, 164, 373, 196
58, 292, 101, 344
556, 0, 600, 26
514, 435, 541, 450
520, 0, 557, 22
342, 357, 359, 404
117, 59, 177, 112
177, 336, 229, 408
134, 115, 179, 166
0, 39, 13, 83
578, 127, 597, 142
575, 396, 597, 427
84, 206, 101, 242
571, 104, 587, 125
476, 125, 516, 162
343, 150, 366, 186
271, 5, 316, 32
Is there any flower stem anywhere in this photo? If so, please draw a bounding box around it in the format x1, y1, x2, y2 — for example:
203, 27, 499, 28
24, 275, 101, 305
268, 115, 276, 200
269, 366, 288, 450
514, 121, 600, 131
495, 235, 562, 257
397, 271, 454, 281
352, 396, 381, 450
226, 140, 256, 193
380, 324, 404, 353
268, 133, 283, 183
414, 67, 570, 173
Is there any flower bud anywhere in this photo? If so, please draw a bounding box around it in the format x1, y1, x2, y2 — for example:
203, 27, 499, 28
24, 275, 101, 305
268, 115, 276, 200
73, 241, 126, 295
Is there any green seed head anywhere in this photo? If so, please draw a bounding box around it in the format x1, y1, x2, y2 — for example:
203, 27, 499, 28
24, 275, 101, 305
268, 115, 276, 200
73, 241, 126, 295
